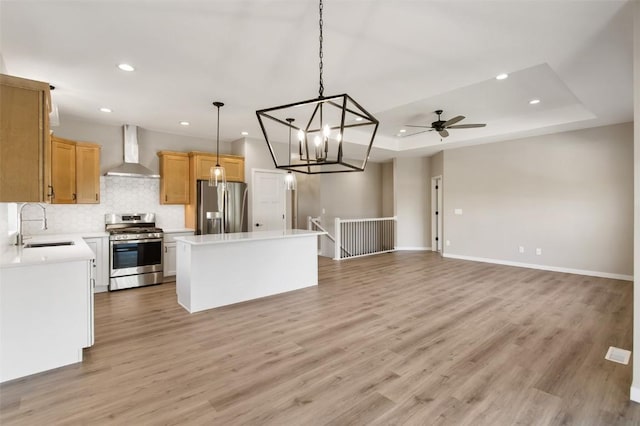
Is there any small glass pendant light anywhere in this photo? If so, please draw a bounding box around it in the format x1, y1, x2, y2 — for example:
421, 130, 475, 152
285, 171, 297, 191
209, 101, 227, 187
285, 118, 297, 191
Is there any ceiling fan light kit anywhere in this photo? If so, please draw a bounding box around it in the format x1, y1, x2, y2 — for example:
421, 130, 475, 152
256, 0, 379, 174
404, 109, 486, 139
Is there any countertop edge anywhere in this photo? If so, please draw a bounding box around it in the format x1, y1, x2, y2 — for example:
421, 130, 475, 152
175, 230, 326, 246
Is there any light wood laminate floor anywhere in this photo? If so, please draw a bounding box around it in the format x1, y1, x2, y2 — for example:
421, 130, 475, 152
1, 252, 638, 425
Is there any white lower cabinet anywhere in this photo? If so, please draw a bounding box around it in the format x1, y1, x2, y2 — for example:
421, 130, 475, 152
163, 231, 193, 281
83, 236, 109, 293
0, 259, 93, 382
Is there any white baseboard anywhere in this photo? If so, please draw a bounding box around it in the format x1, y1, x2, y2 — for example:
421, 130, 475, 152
395, 246, 431, 251
442, 253, 633, 281
631, 384, 640, 403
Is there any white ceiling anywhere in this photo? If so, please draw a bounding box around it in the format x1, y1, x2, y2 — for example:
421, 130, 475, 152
0, 0, 634, 162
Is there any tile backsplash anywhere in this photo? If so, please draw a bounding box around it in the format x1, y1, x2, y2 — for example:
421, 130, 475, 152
1, 176, 184, 243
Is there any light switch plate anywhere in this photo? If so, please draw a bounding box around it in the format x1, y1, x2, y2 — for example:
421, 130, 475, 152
454, 208, 463, 215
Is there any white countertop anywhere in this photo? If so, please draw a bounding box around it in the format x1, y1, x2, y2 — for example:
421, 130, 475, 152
0, 234, 95, 269
163, 228, 195, 234
175, 229, 325, 246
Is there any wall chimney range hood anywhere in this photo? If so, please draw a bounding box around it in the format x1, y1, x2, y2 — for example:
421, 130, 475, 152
104, 125, 159, 178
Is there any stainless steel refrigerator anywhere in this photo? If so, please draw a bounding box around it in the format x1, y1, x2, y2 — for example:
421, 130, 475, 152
196, 180, 248, 235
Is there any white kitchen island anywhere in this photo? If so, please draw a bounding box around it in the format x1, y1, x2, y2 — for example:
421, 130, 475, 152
175, 230, 325, 313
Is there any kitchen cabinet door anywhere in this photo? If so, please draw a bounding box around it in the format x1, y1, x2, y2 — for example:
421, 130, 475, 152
75, 143, 100, 204
50, 136, 76, 204
83, 236, 108, 293
191, 153, 218, 181
163, 231, 193, 280
220, 156, 245, 182
158, 151, 189, 204
0, 74, 51, 202
164, 243, 177, 278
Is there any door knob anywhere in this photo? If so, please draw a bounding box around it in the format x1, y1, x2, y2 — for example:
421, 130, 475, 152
255, 223, 261, 227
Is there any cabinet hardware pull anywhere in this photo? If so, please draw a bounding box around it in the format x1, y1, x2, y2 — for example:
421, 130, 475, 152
165, 246, 167, 253
48, 185, 55, 199
165, 194, 168, 202
72, 193, 77, 201
95, 193, 98, 201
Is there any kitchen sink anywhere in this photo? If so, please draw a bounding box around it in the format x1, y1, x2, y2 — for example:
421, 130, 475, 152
24, 241, 75, 248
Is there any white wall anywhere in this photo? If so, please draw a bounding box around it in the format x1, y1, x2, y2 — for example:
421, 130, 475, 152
393, 157, 430, 250
443, 122, 633, 279
631, 0, 640, 403
381, 162, 394, 217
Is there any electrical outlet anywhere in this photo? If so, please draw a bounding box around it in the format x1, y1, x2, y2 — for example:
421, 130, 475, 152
536, 248, 542, 255
518, 246, 525, 254
446, 240, 451, 246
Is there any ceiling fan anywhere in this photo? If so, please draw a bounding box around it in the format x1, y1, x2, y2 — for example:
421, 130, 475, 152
404, 109, 486, 138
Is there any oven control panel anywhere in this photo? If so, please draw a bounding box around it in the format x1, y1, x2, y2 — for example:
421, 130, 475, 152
110, 232, 163, 241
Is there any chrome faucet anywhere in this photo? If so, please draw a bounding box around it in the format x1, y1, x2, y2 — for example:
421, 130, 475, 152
16, 203, 48, 246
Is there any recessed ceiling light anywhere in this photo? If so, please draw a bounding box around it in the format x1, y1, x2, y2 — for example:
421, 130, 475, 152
496, 73, 509, 80
118, 63, 135, 72
399, 129, 406, 133
529, 99, 541, 105
179, 121, 190, 126
355, 117, 363, 122
241, 131, 249, 136
99, 107, 112, 113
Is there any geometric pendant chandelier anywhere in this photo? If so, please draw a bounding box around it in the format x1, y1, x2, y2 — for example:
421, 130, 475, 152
256, 0, 379, 174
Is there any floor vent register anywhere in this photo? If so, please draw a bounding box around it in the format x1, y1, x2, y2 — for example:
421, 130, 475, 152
605, 346, 631, 365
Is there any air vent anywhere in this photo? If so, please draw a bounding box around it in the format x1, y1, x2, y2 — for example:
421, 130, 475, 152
605, 346, 631, 365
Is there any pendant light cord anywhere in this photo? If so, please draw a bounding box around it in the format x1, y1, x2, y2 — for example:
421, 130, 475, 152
214, 102, 223, 166
318, 0, 324, 98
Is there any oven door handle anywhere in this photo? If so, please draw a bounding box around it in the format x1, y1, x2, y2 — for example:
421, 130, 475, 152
111, 238, 163, 245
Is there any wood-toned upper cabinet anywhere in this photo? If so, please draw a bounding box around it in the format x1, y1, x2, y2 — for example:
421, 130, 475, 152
190, 152, 244, 182
0, 74, 51, 202
220, 156, 244, 182
158, 151, 189, 204
50, 135, 101, 204
51, 137, 76, 203
75, 143, 100, 204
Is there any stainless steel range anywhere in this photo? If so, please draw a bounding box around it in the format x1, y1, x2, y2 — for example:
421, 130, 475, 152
106, 213, 163, 291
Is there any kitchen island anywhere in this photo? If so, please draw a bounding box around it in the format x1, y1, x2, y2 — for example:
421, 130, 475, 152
174, 230, 325, 313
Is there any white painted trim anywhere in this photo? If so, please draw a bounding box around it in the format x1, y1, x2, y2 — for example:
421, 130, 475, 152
396, 246, 431, 251
631, 384, 640, 403
442, 253, 633, 281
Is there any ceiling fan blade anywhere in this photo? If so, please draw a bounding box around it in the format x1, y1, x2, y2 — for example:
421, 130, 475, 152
447, 123, 486, 129
404, 124, 433, 129
438, 129, 449, 138
402, 129, 434, 137
442, 115, 465, 127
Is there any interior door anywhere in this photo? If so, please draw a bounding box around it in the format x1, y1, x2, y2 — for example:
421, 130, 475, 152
252, 170, 286, 232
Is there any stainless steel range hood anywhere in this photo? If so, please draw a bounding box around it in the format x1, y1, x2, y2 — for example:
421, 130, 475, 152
104, 125, 159, 178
